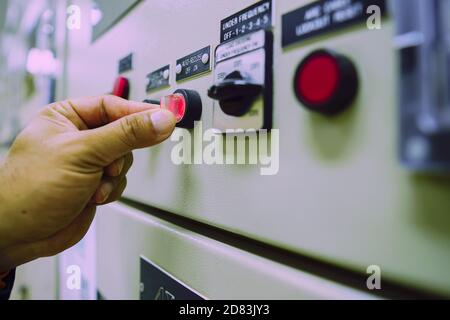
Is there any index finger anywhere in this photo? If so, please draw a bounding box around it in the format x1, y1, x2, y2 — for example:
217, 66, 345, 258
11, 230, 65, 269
66, 95, 160, 129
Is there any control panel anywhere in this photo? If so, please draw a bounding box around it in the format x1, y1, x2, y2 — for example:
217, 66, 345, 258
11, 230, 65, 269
63, 0, 450, 297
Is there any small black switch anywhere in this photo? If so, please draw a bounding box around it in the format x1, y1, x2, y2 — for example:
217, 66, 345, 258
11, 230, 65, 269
208, 71, 262, 117
142, 99, 160, 105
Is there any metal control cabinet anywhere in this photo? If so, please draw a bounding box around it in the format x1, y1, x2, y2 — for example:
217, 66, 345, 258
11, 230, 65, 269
63, 0, 450, 297
96, 203, 375, 300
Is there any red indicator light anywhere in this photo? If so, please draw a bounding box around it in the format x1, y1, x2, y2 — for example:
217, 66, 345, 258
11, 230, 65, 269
112, 76, 130, 99
294, 49, 358, 115
155, 89, 202, 129
297, 55, 339, 105
161, 94, 186, 123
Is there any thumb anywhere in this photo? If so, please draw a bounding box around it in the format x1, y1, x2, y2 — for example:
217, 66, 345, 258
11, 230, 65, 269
83, 109, 176, 164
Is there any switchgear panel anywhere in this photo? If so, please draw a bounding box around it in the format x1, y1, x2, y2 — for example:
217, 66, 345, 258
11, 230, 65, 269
63, 0, 450, 298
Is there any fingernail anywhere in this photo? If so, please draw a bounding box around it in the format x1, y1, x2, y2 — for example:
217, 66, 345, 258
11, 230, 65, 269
97, 182, 114, 203
116, 158, 125, 176
150, 110, 175, 135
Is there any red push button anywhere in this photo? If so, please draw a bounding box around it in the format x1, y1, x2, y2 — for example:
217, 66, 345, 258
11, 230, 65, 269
294, 50, 358, 115
160, 94, 186, 123
160, 89, 202, 129
112, 76, 130, 99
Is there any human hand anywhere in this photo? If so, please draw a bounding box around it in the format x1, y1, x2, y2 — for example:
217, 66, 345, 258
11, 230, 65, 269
0, 95, 176, 271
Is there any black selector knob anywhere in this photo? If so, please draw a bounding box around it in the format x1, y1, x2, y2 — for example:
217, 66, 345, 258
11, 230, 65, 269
208, 71, 263, 117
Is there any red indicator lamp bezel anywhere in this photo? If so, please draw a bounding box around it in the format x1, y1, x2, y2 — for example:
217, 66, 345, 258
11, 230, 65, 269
294, 49, 358, 115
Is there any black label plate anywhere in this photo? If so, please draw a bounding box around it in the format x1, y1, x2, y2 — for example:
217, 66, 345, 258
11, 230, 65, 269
176, 46, 211, 82
140, 256, 204, 300
282, 0, 387, 48
118, 53, 133, 74
146, 65, 170, 92
221, 0, 272, 43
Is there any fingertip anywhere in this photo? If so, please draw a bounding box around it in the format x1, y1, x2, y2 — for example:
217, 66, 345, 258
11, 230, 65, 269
149, 109, 177, 137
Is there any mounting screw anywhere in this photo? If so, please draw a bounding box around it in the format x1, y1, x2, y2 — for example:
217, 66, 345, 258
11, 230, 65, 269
175, 64, 182, 74
201, 53, 210, 64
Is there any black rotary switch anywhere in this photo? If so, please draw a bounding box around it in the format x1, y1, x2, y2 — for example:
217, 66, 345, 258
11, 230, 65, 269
208, 71, 263, 117
294, 49, 359, 115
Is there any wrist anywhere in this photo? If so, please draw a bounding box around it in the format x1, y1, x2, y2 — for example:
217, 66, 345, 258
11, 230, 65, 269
0, 162, 15, 251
